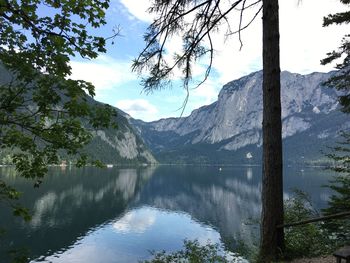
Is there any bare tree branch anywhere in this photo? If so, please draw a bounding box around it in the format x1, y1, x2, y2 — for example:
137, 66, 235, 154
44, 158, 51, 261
133, 0, 262, 113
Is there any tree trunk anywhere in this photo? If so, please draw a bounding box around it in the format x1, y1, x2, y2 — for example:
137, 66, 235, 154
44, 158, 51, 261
260, 0, 284, 261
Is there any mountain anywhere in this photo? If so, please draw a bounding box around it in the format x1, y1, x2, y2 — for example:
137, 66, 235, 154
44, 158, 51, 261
83, 107, 157, 164
131, 70, 349, 164
0, 65, 157, 165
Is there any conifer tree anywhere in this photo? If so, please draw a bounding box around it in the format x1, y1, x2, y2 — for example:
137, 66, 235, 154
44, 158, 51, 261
321, 0, 350, 244
321, 0, 350, 113
133, 0, 284, 260
322, 133, 350, 244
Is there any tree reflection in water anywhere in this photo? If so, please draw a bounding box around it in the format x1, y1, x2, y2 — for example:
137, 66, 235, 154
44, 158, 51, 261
0, 166, 333, 262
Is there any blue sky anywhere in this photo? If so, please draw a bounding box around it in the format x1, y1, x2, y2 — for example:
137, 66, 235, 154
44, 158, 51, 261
68, 0, 347, 122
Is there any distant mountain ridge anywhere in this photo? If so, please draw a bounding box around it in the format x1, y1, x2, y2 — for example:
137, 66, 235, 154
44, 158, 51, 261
0, 65, 157, 165
83, 106, 157, 165
131, 70, 349, 164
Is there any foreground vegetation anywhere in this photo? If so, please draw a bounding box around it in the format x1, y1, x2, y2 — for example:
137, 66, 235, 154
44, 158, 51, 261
143, 190, 347, 263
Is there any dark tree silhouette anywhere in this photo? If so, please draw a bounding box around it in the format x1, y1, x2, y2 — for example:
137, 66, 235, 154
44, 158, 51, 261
321, 0, 350, 246
260, 0, 284, 260
132, 0, 284, 260
321, 0, 350, 113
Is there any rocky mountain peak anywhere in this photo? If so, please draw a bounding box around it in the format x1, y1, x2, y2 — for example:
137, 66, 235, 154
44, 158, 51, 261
131, 70, 348, 164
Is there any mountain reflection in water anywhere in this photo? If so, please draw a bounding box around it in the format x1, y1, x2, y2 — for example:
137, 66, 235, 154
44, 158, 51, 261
0, 166, 333, 262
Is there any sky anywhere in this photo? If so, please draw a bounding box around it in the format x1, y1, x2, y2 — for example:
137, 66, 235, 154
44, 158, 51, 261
69, 0, 347, 122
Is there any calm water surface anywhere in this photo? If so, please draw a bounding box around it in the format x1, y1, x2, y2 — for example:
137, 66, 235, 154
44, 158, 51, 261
0, 166, 334, 262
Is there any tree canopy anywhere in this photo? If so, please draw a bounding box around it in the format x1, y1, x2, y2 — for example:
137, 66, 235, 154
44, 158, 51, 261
321, 0, 350, 246
323, 132, 350, 245
321, 0, 350, 112
0, 0, 117, 217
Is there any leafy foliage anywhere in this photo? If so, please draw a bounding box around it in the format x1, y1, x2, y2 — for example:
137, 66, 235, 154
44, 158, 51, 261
283, 190, 334, 260
142, 240, 241, 263
7, 248, 30, 263
321, 1, 350, 112
0, 0, 117, 218
0, 180, 30, 221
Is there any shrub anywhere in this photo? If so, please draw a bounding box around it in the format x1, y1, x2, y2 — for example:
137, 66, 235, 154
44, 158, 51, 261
283, 190, 334, 260
142, 239, 244, 263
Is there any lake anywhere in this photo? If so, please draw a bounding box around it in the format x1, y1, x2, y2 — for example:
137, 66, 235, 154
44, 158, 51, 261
0, 165, 334, 262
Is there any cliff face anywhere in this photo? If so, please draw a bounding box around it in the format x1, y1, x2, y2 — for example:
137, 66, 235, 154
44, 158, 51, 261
132, 70, 349, 164
78, 107, 157, 165
0, 65, 157, 165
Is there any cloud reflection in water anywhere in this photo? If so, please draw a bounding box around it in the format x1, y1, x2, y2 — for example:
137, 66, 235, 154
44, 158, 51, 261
32, 206, 225, 263
113, 208, 156, 234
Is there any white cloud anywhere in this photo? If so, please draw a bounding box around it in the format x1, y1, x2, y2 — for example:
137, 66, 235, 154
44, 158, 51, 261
119, 0, 153, 23
190, 78, 221, 105
206, 0, 348, 84
116, 99, 159, 121
115, 0, 348, 121
279, 0, 346, 74
119, 0, 347, 83
211, 20, 262, 84
70, 55, 136, 93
